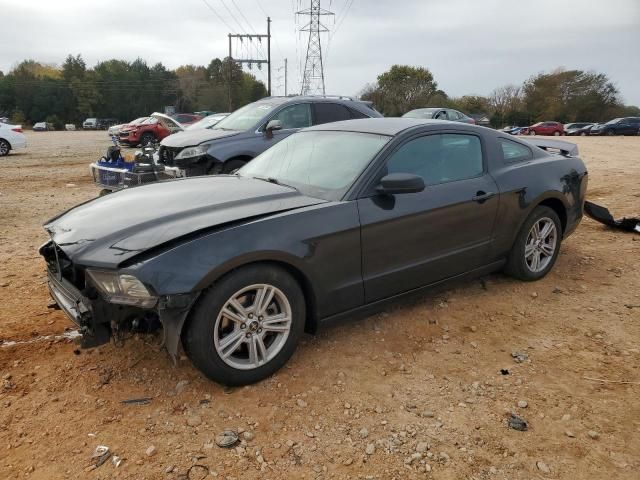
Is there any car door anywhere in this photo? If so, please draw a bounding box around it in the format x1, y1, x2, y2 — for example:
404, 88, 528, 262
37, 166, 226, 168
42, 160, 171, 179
257, 102, 312, 154
357, 131, 499, 302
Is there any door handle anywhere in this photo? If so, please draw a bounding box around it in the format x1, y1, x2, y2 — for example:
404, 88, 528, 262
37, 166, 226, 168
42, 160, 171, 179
472, 191, 496, 203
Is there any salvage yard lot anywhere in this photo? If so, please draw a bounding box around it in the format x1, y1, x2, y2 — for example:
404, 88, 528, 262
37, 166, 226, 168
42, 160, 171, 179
0, 131, 639, 479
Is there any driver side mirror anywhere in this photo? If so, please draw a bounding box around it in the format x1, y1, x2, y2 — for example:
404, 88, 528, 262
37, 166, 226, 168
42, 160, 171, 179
264, 119, 282, 139
376, 173, 425, 195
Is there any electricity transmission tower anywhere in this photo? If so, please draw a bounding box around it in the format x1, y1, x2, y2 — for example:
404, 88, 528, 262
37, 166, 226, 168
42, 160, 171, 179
297, 0, 334, 95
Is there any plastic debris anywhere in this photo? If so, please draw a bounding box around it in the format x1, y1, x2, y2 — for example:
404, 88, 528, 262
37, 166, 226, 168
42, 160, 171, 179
111, 455, 122, 467
91, 445, 111, 467
511, 351, 529, 363
585, 201, 640, 234
215, 430, 239, 448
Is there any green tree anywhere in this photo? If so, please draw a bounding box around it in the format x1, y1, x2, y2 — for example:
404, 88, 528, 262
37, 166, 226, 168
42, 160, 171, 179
361, 65, 440, 116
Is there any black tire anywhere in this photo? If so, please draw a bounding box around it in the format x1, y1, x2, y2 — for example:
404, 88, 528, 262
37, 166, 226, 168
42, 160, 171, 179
98, 189, 111, 197
182, 264, 306, 386
222, 158, 248, 174
140, 132, 155, 146
505, 206, 562, 281
0, 139, 10, 157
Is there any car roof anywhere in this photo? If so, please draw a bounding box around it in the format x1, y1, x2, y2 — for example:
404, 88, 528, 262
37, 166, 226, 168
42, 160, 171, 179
256, 95, 373, 107
304, 117, 460, 136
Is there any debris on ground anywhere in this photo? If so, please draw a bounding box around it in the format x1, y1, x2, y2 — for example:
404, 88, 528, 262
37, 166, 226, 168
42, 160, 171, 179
176, 464, 209, 480
511, 351, 529, 363
121, 397, 152, 406
507, 413, 529, 431
90, 445, 111, 468
584, 200, 640, 233
215, 430, 239, 448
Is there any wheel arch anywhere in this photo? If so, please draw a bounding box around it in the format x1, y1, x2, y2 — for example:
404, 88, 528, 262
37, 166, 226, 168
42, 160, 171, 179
0, 137, 11, 150
183, 258, 319, 339
537, 197, 567, 234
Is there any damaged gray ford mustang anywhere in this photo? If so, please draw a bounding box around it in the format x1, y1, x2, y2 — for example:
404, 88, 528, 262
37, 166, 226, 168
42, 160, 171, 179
41, 118, 588, 385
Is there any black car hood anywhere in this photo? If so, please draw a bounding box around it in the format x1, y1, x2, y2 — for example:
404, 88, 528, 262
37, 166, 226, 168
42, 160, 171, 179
160, 128, 242, 148
45, 176, 326, 267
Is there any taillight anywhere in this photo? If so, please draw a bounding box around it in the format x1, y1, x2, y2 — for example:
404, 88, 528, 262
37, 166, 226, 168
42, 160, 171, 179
12, 127, 23, 133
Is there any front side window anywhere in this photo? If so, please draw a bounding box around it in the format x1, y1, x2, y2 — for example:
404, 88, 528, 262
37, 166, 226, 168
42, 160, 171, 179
239, 131, 390, 200
385, 134, 483, 185
448, 110, 462, 120
269, 103, 312, 130
499, 138, 532, 163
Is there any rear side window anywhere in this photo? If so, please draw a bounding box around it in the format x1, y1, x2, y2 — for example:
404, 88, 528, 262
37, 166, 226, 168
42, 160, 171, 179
499, 138, 532, 163
313, 103, 351, 125
385, 134, 483, 185
347, 107, 368, 119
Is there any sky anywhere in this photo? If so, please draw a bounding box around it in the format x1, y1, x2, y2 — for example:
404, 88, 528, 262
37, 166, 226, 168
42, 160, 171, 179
1, 0, 639, 105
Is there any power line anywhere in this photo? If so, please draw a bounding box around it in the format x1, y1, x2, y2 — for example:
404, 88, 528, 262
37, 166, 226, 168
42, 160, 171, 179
200, 0, 234, 32
298, 0, 334, 95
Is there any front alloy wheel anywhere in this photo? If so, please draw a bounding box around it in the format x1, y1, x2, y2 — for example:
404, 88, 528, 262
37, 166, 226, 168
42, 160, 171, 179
183, 264, 305, 386
214, 284, 292, 370
0, 139, 10, 156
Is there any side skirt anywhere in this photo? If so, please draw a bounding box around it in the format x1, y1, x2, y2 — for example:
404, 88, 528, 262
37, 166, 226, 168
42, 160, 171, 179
318, 260, 506, 329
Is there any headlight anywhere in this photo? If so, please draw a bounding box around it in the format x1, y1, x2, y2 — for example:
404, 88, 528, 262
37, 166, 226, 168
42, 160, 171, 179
86, 270, 157, 308
175, 144, 209, 160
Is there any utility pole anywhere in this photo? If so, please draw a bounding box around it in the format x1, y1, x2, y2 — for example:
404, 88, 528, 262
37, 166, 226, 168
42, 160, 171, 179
227, 17, 272, 106
284, 58, 288, 96
228, 33, 233, 112
297, 0, 333, 95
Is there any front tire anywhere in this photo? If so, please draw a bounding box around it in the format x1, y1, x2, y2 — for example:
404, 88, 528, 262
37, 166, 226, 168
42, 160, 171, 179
0, 139, 10, 156
529, 130, 536, 136
140, 132, 155, 146
183, 264, 306, 386
505, 206, 562, 281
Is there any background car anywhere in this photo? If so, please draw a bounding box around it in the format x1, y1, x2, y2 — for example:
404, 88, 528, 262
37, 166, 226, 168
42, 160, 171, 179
501, 125, 524, 135
171, 113, 204, 126
108, 116, 149, 137
402, 107, 475, 124
185, 113, 229, 131
158, 96, 382, 176
0, 123, 26, 156
83, 118, 98, 129
564, 122, 594, 136
33, 122, 54, 131
42, 118, 587, 385
589, 117, 640, 136
119, 112, 182, 146
96, 118, 119, 130
526, 121, 564, 136
65, 124, 76, 131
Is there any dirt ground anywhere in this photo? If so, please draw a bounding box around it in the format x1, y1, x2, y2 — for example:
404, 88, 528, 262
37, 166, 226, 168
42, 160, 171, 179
0, 131, 638, 480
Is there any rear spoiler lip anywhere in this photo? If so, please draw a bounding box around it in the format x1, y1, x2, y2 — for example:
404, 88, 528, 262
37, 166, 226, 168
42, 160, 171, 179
521, 138, 579, 157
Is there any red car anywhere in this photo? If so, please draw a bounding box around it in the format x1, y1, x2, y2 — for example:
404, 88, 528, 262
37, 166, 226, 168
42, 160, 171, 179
524, 121, 565, 136
119, 113, 183, 146
171, 113, 203, 126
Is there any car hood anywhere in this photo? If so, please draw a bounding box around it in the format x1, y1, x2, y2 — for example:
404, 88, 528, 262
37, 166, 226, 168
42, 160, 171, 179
44, 176, 326, 267
160, 128, 242, 148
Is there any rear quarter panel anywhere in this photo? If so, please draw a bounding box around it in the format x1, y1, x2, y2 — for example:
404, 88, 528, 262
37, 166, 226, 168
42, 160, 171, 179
486, 137, 587, 260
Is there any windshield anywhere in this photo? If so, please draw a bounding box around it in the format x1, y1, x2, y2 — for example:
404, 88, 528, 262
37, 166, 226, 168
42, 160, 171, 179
403, 109, 435, 119
213, 102, 277, 131
238, 131, 390, 200
605, 118, 622, 125
186, 115, 227, 131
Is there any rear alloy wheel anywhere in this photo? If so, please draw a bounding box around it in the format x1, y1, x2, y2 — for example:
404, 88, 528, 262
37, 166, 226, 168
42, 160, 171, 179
183, 264, 305, 386
529, 130, 536, 136
505, 206, 562, 281
554, 131, 561, 136
0, 139, 10, 156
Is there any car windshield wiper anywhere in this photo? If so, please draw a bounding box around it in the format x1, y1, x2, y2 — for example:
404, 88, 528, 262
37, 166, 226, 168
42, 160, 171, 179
251, 175, 299, 192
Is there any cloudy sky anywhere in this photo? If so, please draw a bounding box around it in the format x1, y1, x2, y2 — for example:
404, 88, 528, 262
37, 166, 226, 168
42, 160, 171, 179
1, 0, 639, 104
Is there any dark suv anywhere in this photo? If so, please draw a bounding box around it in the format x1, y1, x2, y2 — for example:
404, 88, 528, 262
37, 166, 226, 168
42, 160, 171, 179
589, 117, 640, 136
158, 96, 382, 176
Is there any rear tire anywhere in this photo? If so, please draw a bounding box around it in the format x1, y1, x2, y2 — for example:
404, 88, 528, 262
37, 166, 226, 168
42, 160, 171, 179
505, 206, 562, 281
606, 130, 615, 136
222, 158, 248, 174
182, 264, 306, 386
0, 139, 10, 157
554, 131, 561, 136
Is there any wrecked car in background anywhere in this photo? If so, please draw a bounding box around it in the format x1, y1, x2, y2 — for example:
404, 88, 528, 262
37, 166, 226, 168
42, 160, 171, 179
119, 112, 182, 146
41, 118, 587, 386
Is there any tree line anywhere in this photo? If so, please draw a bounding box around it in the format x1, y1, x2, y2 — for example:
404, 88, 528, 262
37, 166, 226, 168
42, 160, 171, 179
1, 55, 638, 129
361, 65, 639, 126
0, 55, 267, 128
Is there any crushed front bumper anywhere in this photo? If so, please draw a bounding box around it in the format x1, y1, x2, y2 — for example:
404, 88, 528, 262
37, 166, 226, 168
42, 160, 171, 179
47, 269, 91, 327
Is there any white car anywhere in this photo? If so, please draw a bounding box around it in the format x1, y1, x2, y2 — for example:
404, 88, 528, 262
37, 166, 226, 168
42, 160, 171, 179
0, 123, 27, 156
65, 124, 76, 131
